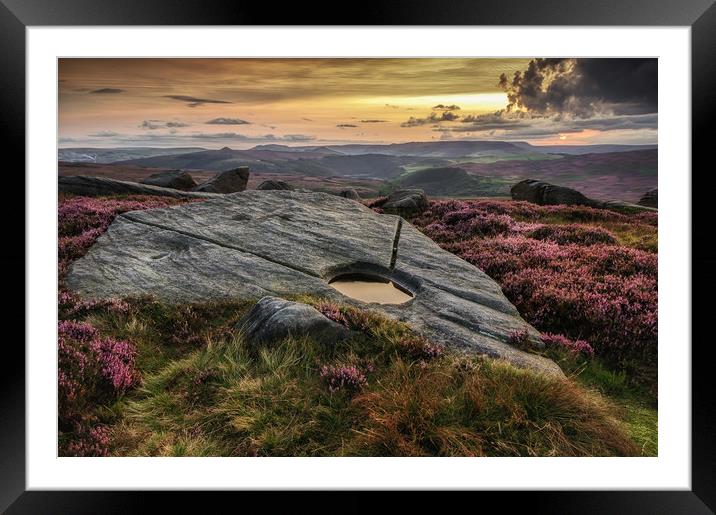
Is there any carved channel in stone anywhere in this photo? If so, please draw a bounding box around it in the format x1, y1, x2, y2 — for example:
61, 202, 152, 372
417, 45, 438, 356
389, 216, 403, 270
328, 272, 414, 305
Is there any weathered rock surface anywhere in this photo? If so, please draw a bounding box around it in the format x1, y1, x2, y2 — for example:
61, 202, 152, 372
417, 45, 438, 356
338, 188, 361, 201
382, 189, 429, 215
236, 296, 350, 346
58, 175, 219, 199
638, 188, 658, 208
193, 166, 249, 193
511, 179, 600, 207
257, 180, 293, 191
66, 190, 563, 377
141, 170, 197, 190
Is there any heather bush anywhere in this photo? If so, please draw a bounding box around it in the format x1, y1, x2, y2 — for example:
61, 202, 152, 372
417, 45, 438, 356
65, 424, 111, 457
541, 333, 595, 358
320, 364, 368, 394
58, 320, 139, 456
59, 289, 131, 319
395, 335, 444, 361
507, 329, 532, 350
528, 224, 618, 246
405, 200, 657, 369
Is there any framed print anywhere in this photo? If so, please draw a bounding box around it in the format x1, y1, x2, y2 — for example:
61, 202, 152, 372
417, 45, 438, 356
3, 0, 715, 512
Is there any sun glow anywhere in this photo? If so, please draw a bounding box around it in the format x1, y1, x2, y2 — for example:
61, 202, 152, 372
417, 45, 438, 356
362, 93, 508, 112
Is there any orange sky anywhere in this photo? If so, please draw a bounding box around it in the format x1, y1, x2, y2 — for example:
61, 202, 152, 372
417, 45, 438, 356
58, 58, 657, 148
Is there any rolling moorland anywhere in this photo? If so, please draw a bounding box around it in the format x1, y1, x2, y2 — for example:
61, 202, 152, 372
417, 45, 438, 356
59, 140, 656, 201
57, 141, 658, 457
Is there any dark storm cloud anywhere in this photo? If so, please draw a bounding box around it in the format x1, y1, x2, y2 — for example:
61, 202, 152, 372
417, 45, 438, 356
337, 124, 358, 128
360, 119, 388, 123
401, 110, 461, 127
432, 104, 461, 111
442, 113, 657, 137
89, 88, 125, 94
206, 117, 251, 125
163, 95, 232, 107
499, 58, 657, 117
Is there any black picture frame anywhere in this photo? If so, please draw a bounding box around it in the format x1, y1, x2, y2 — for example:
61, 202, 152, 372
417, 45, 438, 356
3, 0, 714, 512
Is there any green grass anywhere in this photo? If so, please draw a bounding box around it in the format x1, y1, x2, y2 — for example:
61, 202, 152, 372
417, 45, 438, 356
545, 350, 657, 456
67, 296, 646, 457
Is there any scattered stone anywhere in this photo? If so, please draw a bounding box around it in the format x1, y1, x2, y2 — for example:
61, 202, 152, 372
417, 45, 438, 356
338, 188, 361, 200
382, 189, 429, 215
257, 180, 293, 191
236, 296, 350, 346
511, 179, 600, 207
193, 166, 249, 193
58, 175, 219, 199
141, 170, 197, 190
638, 188, 658, 208
66, 190, 563, 377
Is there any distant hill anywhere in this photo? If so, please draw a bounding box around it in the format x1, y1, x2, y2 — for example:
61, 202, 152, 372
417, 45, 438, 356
249, 140, 656, 158
252, 140, 541, 159
58, 147, 206, 164
522, 143, 657, 155
114, 148, 449, 179
461, 149, 657, 202
395, 167, 511, 197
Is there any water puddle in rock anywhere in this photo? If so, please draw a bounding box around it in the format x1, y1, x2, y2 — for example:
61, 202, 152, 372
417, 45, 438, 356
328, 274, 413, 305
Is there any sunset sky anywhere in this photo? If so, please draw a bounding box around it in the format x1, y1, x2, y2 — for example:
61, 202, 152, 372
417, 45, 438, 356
58, 58, 657, 149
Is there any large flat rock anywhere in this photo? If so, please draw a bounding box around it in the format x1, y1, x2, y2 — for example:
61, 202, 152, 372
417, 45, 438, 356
66, 190, 563, 377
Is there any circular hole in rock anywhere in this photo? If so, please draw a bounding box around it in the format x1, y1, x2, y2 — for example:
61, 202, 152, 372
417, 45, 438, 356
328, 273, 413, 305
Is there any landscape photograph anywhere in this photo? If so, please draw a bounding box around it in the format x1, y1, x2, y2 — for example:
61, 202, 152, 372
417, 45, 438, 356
57, 57, 658, 457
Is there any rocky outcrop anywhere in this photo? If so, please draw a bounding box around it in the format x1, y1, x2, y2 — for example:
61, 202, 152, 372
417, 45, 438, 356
236, 296, 350, 346
511, 179, 600, 207
638, 188, 658, 208
193, 166, 249, 193
141, 170, 197, 190
257, 180, 293, 191
65, 190, 563, 377
338, 188, 361, 201
58, 175, 219, 199
382, 189, 429, 215
601, 200, 657, 213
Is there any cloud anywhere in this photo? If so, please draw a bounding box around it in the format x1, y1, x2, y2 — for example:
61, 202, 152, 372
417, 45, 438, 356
163, 95, 232, 107
88, 130, 119, 137
337, 124, 358, 128
89, 88, 124, 94
206, 117, 251, 125
301, 117, 314, 122
401, 110, 461, 127
499, 58, 657, 117
139, 120, 190, 130
432, 104, 461, 111
360, 119, 388, 123
439, 112, 658, 139
189, 132, 315, 142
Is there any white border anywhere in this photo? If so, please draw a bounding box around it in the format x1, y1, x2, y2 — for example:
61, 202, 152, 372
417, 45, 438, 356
27, 27, 690, 490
